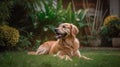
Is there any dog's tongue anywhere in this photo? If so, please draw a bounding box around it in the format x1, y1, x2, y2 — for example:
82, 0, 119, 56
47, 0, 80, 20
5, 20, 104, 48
56, 35, 62, 39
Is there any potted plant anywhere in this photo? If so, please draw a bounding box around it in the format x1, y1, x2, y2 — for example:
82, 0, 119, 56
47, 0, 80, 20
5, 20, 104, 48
101, 15, 120, 47
82, 0, 107, 47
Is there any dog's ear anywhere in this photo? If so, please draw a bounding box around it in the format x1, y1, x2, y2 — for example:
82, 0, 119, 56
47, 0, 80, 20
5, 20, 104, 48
70, 24, 79, 37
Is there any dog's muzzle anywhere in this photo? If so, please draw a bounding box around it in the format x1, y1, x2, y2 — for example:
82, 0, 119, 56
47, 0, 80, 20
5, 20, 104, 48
55, 28, 67, 39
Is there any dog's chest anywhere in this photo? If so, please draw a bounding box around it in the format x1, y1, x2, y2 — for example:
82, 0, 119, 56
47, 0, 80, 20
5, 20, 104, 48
58, 41, 74, 50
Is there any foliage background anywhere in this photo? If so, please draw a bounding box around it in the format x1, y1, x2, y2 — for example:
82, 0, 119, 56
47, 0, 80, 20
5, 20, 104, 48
0, 0, 88, 50
0, 0, 120, 50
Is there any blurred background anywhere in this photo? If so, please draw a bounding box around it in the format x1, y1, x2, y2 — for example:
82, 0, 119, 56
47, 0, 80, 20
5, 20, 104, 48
0, 0, 120, 51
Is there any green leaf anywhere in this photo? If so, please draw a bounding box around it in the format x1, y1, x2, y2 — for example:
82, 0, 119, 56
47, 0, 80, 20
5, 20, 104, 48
47, 25, 55, 32
78, 22, 86, 28
66, 3, 72, 22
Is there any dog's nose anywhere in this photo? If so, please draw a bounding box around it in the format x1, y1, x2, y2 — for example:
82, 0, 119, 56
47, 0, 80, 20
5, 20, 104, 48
55, 28, 58, 32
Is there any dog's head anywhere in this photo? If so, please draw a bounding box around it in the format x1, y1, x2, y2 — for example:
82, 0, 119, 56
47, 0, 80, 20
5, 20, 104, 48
55, 23, 79, 39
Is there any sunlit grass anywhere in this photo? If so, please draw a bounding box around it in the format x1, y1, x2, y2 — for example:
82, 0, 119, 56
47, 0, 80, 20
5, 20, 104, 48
0, 49, 120, 67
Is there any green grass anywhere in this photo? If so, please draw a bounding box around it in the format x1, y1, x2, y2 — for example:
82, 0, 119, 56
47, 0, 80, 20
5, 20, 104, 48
0, 49, 120, 67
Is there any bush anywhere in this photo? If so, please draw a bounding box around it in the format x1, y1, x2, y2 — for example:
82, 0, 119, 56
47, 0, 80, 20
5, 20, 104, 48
104, 15, 120, 26
29, 0, 87, 43
103, 15, 120, 30
101, 15, 120, 37
0, 25, 20, 46
0, 0, 13, 24
16, 32, 41, 51
100, 15, 120, 47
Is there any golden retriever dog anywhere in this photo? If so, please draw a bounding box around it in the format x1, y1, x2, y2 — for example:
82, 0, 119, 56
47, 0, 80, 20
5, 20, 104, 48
34, 23, 91, 61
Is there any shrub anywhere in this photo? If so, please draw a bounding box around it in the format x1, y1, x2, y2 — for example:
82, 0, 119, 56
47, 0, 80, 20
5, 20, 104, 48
103, 15, 120, 30
0, 25, 20, 46
102, 15, 120, 37
104, 15, 120, 26
34, 0, 87, 30
16, 32, 41, 51
0, 0, 13, 24
100, 16, 120, 47
30, 0, 87, 43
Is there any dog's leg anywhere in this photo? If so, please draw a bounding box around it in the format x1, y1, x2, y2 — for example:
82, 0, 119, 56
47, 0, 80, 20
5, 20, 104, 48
58, 55, 72, 61
65, 55, 72, 61
74, 50, 93, 60
55, 51, 72, 61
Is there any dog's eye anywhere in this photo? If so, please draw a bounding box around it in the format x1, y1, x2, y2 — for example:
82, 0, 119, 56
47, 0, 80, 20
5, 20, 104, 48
62, 25, 66, 28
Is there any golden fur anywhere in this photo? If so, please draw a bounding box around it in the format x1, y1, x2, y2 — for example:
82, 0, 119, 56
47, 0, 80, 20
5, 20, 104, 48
34, 23, 91, 61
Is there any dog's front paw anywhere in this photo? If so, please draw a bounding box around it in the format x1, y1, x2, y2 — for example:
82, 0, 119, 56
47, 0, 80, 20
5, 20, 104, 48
53, 54, 57, 57
81, 56, 93, 60
85, 57, 93, 60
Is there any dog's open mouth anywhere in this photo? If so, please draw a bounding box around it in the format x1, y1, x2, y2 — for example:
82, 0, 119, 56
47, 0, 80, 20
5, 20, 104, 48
55, 32, 67, 39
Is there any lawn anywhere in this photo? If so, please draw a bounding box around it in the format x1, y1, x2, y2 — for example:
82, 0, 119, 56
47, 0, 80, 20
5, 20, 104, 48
0, 48, 120, 67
